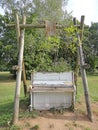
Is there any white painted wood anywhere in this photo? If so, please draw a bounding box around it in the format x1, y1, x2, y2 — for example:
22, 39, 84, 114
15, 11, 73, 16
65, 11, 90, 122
32, 72, 60, 81
32, 92, 72, 110
30, 72, 76, 110
31, 72, 73, 83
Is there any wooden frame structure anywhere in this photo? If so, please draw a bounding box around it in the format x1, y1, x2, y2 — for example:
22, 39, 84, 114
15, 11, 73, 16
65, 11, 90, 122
6, 14, 93, 124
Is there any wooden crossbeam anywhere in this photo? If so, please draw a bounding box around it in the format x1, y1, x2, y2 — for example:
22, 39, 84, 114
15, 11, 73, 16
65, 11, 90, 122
6, 23, 81, 29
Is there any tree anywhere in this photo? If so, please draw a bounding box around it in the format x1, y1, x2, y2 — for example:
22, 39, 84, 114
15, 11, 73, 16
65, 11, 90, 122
89, 23, 98, 72
82, 23, 98, 72
0, 14, 18, 72
0, 0, 70, 74
0, 0, 68, 17
89, 23, 98, 56
0, 0, 35, 14
33, 0, 68, 22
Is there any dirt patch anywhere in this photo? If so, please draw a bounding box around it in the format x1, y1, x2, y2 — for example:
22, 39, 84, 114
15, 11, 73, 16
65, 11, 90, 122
17, 102, 98, 130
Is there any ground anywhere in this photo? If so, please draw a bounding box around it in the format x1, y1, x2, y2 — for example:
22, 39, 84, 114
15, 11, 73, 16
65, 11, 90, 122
0, 72, 98, 130
17, 101, 98, 130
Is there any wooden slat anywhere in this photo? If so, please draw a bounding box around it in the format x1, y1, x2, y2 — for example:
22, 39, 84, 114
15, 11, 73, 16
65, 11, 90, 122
31, 87, 74, 93
32, 83, 73, 88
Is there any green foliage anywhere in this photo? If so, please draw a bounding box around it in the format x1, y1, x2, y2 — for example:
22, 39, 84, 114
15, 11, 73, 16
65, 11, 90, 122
19, 109, 39, 119
24, 31, 73, 78
1, 3, 98, 77
95, 56, 98, 70
0, 113, 12, 126
0, 13, 76, 78
30, 125, 39, 130
51, 58, 71, 72
83, 23, 98, 72
0, 14, 18, 72
33, 0, 68, 22
10, 125, 21, 130
0, 0, 68, 22
59, 26, 78, 71
0, 0, 73, 78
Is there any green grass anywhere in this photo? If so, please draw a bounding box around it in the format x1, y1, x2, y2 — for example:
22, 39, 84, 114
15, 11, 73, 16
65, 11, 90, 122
0, 72, 26, 127
87, 75, 98, 102
0, 71, 98, 128
0, 71, 14, 82
77, 74, 98, 102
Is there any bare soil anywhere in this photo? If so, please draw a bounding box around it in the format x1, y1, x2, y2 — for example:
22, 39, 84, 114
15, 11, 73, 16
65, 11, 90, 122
17, 101, 98, 130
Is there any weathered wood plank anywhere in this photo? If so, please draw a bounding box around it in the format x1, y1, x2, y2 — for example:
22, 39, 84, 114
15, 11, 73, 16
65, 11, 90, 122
31, 87, 75, 92
6, 23, 81, 29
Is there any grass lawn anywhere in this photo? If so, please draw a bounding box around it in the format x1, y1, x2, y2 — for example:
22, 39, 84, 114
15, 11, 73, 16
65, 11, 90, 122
77, 74, 98, 102
0, 72, 29, 127
0, 71, 98, 128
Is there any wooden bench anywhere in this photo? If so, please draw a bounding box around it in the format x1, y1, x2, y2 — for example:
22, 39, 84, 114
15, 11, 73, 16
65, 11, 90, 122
29, 72, 76, 111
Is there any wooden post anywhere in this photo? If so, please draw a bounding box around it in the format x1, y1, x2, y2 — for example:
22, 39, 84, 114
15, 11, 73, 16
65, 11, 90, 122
75, 16, 93, 121
15, 13, 27, 96
13, 14, 26, 124
22, 60, 27, 96
73, 18, 80, 94
15, 13, 20, 50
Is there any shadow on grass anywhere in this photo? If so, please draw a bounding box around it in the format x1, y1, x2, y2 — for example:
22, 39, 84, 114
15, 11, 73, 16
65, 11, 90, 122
87, 72, 98, 76
0, 72, 15, 83
0, 102, 14, 113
